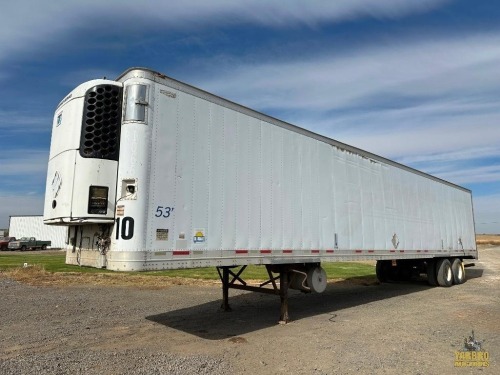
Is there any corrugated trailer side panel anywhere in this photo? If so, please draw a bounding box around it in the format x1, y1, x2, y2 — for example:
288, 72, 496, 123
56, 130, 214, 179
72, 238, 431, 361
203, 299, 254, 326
136, 81, 475, 258
99, 69, 475, 270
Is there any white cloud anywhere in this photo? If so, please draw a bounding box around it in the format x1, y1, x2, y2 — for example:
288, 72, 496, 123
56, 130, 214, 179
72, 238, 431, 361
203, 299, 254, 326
474, 194, 500, 214
396, 147, 500, 165
0, 194, 45, 229
199, 34, 500, 112
433, 165, 500, 185
0, 150, 48, 228
0, 149, 48, 176
387, 146, 500, 186
0, 1, 447, 64
0, 110, 50, 131
473, 194, 500, 234
336, 111, 500, 160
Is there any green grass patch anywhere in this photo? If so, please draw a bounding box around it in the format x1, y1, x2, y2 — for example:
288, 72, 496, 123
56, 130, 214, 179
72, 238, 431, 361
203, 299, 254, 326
0, 252, 375, 280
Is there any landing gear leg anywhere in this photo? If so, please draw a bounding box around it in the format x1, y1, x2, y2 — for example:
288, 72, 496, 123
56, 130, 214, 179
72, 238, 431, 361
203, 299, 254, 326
279, 267, 290, 324
217, 265, 291, 323
221, 267, 231, 311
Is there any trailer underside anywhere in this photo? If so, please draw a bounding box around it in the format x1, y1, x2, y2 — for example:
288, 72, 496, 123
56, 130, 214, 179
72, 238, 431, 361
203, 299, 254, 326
216, 256, 471, 323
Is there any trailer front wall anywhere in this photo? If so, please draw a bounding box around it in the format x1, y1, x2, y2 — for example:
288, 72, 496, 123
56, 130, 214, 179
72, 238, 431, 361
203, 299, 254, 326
105, 74, 475, 270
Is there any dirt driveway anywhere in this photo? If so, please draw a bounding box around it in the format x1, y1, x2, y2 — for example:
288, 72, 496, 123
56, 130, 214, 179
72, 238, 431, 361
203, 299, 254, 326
1, 247, 498, 374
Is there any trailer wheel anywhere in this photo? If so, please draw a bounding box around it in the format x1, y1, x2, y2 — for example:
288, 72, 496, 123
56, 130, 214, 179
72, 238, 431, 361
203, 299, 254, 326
451, 258, 465, 285
376, 260, 391, 282
426, 260, 438, 286
436, 258, 453, 287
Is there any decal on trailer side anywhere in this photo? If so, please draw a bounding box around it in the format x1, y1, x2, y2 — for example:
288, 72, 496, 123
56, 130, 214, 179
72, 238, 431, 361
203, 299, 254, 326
193, 229, 206, 243
155, 206, 174, 218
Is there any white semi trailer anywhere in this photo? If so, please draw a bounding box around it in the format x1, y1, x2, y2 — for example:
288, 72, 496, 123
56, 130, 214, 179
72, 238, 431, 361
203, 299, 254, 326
44, 67, 476, 321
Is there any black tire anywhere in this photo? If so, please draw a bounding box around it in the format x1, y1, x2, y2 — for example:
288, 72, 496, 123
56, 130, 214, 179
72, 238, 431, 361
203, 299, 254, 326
436, 258, 453, 287
376, 260, 391, 282
395, 263, 413, 281
427, 260, 438, 286
41, 244, 47, 250
20, 245, 27, 252
451, 258, 466, 285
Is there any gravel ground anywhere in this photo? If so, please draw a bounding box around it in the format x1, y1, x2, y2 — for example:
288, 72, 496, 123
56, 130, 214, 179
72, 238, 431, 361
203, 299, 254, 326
1, 247, 499, 374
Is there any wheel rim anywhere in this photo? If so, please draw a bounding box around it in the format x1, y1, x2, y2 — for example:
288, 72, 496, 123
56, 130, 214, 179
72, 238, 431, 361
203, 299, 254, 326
446, 266, 452, 282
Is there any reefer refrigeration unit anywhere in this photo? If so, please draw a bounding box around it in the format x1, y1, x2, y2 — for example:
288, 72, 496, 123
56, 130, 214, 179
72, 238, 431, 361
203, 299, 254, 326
44, 68, 476, 319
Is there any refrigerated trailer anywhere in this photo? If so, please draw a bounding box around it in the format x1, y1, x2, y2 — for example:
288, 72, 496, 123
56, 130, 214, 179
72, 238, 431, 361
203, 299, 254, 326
44, 67, 476, 321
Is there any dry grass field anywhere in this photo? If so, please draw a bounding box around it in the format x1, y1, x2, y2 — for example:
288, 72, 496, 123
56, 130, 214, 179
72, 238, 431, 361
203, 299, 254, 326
476, 234, 500, 245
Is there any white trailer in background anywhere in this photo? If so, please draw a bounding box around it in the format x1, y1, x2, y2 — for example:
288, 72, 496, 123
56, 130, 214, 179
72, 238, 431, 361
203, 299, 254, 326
9, 215, 68, 249
44, 68, 476, 321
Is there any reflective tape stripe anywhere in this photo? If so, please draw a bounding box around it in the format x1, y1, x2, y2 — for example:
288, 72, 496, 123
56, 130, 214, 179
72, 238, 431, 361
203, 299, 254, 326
173, 251, 190, 256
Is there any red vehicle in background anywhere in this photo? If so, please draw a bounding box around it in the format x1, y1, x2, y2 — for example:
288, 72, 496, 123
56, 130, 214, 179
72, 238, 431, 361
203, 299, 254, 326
0, 237, 16, 251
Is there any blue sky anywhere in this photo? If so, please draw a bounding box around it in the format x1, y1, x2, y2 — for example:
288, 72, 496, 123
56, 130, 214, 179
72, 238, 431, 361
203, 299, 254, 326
1, 0, 499, 233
